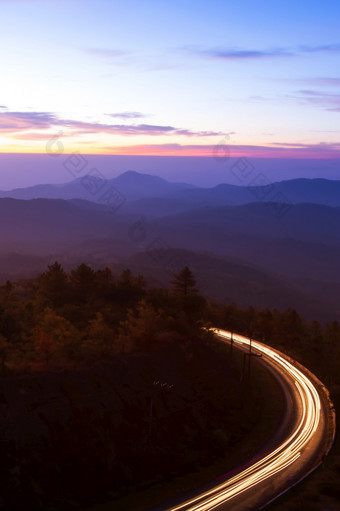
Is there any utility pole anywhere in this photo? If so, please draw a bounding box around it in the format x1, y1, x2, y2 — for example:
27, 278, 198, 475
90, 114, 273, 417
241, 337, 262, 383
248, 337, 252, 378
147, 380, 174, 450
148, 397, 154, 439
241, 353, 247, 382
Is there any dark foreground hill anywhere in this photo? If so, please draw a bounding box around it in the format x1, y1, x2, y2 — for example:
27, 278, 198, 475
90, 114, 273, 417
0, 338, 280, 510
0, 259, 339, 511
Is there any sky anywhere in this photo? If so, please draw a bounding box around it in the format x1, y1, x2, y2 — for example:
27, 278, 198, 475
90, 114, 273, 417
0, 0, 340, 186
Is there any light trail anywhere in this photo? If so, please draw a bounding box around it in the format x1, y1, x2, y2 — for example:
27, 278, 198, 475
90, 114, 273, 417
166, 329, 322, 511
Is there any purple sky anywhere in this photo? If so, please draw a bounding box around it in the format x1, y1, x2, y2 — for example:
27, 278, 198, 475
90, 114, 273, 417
1, 1, 340, 162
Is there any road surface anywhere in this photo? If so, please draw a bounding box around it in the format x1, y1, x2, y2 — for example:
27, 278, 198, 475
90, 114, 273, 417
150, 329, 335, 511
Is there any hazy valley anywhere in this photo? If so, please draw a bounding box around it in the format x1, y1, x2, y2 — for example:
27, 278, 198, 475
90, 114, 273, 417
0, 171, 339, 323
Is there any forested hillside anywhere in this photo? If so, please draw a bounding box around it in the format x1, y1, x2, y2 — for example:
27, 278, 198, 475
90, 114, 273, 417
0, 264, 339, 510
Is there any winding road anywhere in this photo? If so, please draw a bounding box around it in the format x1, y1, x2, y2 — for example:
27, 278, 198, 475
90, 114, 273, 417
152, 329, 335, 511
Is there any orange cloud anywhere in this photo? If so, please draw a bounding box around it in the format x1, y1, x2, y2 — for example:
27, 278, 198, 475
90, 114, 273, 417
100, 143, 340, 158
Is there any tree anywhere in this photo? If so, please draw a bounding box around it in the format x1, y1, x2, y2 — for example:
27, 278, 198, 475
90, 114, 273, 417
0, 334, 10, 371
33, 307, 80, 363
94, 268, 115, 302
71, 263, 96, 304
116, 269, 146, 305
323, 321, 340, 385
170, 267, 205, 318
171, 267, 198, 297
0, 301, 23, 343
118, 301, 162, 351
253, 309, 273, 343
86, 312, 115, 357
37, 261, 69, 309
277, 308, 304, 350
35, 331, 54, 365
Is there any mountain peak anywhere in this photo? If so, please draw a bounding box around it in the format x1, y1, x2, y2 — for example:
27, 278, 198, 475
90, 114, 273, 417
115, 170, 167, 183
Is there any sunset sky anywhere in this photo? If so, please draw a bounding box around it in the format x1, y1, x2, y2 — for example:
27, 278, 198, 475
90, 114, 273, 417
1, 0, 340, 162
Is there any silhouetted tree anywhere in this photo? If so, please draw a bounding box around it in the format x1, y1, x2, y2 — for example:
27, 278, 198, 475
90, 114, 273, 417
0, 334, 10, 371
116, 269, 146, 306
71, 264, 96, 304
37, 261, 70, 309
94, 267, 115, 302
170, 267, 207, 319
33, 307, 80, 363
171, 267, 198, 297
118, 300, 161, 350
86, 312, 115, 357
253, 309, 274, 343
0, 302, 23, 342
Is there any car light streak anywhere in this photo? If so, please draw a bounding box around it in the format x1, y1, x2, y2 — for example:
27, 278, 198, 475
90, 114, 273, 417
167, 329, 321, 511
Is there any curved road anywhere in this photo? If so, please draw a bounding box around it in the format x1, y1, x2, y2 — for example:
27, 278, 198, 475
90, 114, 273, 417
152, 329, 335, 511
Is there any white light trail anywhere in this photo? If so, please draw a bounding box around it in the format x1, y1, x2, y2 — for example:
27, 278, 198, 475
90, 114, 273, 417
167, 329, 321, 511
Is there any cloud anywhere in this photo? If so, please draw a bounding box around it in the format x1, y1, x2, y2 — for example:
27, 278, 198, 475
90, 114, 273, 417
0, 111, 58, 132
85, 47, 186, 72
84, 47, 137, 68
299, 44, 340, 53
185, 43, 340, 61
0, 110, 224, 138
107, 112, 147, 119
292, 90, 340, 112
85, 47, 131, 59
100, 142, 340, 158
10, 131, 76, 140
310, 77, 340, 86
283, 77, 340, 87
250, 85, 340, 112
270, 141, 340, 150
206, 48, 292, 60
184, 45, 293, 61
58, 120, 223, 137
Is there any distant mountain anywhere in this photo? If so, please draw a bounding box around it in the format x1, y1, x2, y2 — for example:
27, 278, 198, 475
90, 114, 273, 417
267, 178, 340, 207
1, 174, 340, 209
1, 195, 340, 322
112, 170, 197, 199
141, 202, 340, 287
0, 170, 196, 203
153, 202, 340, 248
0, 195, 340, 319
198, 177, 340, 207
122, 248, 340, 323
122, 177, 340, 217
0, 198, 127, 252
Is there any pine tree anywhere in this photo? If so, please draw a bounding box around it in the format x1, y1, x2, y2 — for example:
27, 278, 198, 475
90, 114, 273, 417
0, 334, 10, 371
171, 267, 198, 297
37, 261, 69, 308
87, 312, 115, 357
71, 263, 96, 304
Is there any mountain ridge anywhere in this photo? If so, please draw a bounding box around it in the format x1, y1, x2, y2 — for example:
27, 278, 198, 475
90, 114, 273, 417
1, 172, 340, 207
0, 195, 339, 322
